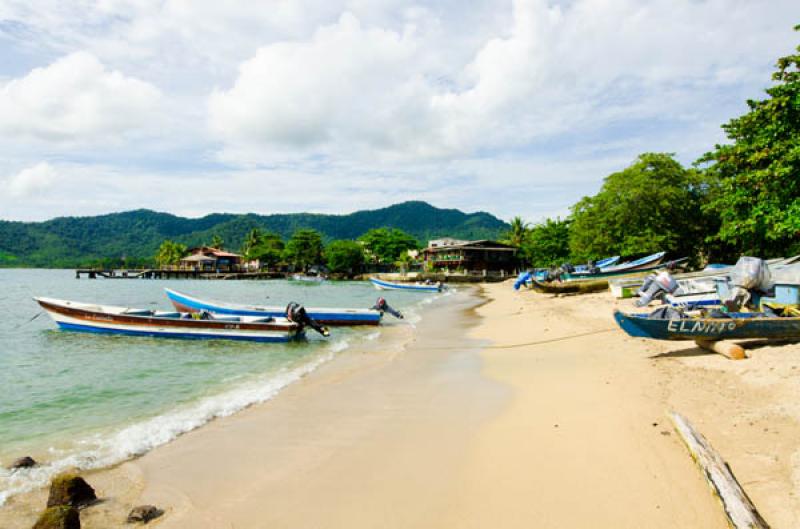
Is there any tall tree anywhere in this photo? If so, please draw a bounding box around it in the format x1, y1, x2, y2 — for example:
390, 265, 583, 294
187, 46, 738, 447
326, 240, 365, 275
569, 153, 708, 262
283, 228, 324, 271
209, 234, 224, 250
698, 26, 800, 257
241, 228, 264, 260
244, 230, 284, 269
155, 240, 187, 267
520, 218, 571, 268
358, 228, 419, 264
504, 216, 530, 247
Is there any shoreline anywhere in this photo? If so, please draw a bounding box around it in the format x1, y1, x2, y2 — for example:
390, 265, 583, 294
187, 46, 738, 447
3, 282, 799, 527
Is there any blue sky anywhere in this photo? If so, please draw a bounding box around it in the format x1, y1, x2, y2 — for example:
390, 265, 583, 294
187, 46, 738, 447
0, 0, 797, 222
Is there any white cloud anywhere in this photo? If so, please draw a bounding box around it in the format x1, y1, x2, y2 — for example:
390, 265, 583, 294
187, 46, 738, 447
4, 162, 57, 197
0, 0, 798, 222
208, 0, 798, 165
0, 52, 161, 143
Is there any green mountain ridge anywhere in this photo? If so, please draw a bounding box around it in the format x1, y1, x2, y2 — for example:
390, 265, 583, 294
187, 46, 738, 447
0, 201, 509, 268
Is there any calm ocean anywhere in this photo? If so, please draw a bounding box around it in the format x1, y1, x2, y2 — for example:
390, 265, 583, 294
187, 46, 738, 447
0, 270, 440, 504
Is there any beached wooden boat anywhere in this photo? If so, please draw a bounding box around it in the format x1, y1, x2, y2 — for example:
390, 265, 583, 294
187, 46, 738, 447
36, 297, 304, 342
370, 277, 442, 292
613, 309, 800, 341
530, 278, 609, 294
165, 288, 384, 326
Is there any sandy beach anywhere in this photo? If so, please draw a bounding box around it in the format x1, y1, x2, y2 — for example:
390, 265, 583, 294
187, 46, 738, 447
4, 282, 800, 528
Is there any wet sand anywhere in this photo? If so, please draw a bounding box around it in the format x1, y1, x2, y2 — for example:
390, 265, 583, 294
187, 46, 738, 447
4, 282, 799, 527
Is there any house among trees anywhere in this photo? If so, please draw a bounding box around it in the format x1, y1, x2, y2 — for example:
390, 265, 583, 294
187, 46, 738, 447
423, 239, 518, 274
180, 247, 243, 272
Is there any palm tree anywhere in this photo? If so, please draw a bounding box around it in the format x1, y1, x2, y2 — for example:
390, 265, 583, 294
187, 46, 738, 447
505, 216, 530, 247
209, 234, 224, 250
242, 228, 264, 260
155, 240, 187, 267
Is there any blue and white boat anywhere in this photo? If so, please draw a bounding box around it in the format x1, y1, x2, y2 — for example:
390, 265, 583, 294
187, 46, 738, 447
37, 297, 303, 342
165, 288, 383, 326
369, 277, 443, 293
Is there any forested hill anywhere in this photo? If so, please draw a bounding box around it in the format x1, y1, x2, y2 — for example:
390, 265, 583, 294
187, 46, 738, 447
0, 201, 508, 267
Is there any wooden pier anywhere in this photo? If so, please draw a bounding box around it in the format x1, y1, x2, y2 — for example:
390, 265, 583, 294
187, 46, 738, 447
75, 269, 284, 280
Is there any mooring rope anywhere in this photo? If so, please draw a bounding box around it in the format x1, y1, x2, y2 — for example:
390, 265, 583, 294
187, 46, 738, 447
483, 327, 617, 349
426, 327, 618, 351
13, 311, 44, 330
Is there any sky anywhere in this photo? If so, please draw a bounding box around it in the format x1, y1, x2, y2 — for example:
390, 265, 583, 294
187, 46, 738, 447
0, 0, 797, 223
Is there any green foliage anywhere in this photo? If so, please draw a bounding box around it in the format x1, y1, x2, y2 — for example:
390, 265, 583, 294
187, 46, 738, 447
503, 216, 530, 247
155, 240, 187, 266
325, 240, 366, 274
520, 218, 571, 267
245, 230, 284, 269
569, 153, 708, 262
358, 228, 419, 264
283, 228, 324, 271
697, 29, 800, 257
0, 202, 507, 268
209, 234, 224, 250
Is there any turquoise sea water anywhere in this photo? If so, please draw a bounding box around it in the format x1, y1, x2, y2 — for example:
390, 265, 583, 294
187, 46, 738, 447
0, 270, 436, 504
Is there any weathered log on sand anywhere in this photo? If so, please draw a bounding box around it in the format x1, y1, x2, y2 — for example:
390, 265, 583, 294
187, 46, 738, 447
669, 412, 769, 529
695, 339, 747, 360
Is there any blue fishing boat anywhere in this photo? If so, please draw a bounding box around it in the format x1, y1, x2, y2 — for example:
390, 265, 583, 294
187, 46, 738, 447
369, 277, 443, 293
165, 288, 386, 326
613, 310, 800, 340
564, 252, 685, 280
572, 255, 621, 273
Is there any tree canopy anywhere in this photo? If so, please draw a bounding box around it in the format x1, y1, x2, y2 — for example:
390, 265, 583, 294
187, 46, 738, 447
155, 240, 187, 266
325, 240, 365, 274
241, 228, 284, 269
283, 228, 324, 271
698, 26, 800, 257
519, 218, 571, 268
569, 153, 708, 262
358, 228, 419, 264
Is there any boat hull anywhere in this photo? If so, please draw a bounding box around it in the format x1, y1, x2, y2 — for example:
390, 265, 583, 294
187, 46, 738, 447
369, 278, 442, 292
613, 310, 800, 341
37, 298, 302, 343
530, 279, 608, 294
165, 288, 382, 326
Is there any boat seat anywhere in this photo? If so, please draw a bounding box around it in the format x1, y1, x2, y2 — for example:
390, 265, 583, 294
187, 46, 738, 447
210, 315, 241, 322
124, 308, 154, 316
153, 311, 181, 318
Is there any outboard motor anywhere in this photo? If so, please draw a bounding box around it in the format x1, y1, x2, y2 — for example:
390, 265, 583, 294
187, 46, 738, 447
635, 271, 679, 307
286, 302, 330, 337
722, 256, 773, 312
561, 262, 575, 274
373, 297, 403, 319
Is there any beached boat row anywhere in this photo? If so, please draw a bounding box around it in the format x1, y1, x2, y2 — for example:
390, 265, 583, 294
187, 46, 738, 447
519, 253, 800, 344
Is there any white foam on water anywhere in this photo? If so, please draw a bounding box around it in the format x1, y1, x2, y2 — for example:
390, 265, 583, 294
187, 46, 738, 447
0, 340, 346, 506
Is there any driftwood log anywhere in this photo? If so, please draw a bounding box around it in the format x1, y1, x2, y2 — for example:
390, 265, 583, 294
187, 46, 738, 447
695, 339, 747, 360
669, 412, 769, 529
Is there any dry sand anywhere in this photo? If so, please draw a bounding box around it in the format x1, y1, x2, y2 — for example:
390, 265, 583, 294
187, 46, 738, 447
3, 282, 800, 528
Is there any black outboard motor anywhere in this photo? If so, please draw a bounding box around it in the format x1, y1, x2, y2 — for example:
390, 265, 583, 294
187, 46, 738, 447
561, 262, 575, 274
372, 297, 403, 319
286, 302, 330, 337
635, 271, 679, 307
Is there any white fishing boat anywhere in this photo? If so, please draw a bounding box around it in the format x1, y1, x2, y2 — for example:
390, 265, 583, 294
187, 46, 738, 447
35, 297, 305, 342
369, 277, 443, 292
